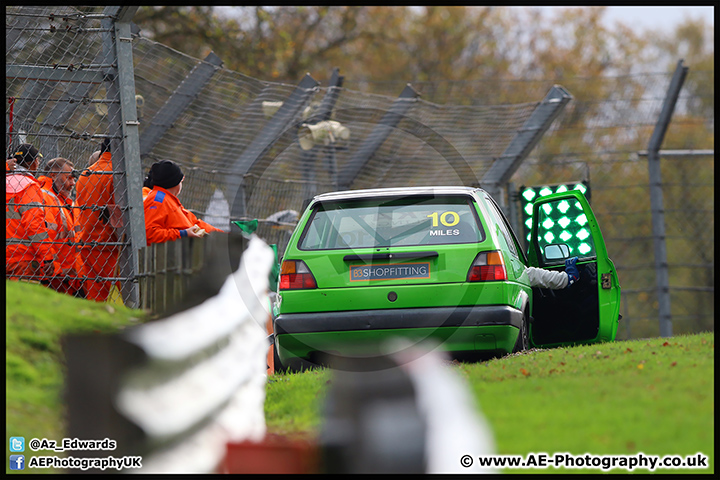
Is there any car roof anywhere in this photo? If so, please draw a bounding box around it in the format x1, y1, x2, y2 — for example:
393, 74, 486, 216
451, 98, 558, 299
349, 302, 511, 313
311, 186, 486, 203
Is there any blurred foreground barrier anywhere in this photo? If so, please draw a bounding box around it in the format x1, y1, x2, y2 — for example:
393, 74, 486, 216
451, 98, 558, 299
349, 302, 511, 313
63, 235, 275, 473
222, 342, 497, 474
318, 343, 498, 474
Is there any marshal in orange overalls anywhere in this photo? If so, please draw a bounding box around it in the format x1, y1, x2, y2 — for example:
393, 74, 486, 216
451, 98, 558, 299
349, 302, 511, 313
144, 186, 224, 245
74, 151, 120, 301
37, 175, 84, 296
6, 169, 54, 280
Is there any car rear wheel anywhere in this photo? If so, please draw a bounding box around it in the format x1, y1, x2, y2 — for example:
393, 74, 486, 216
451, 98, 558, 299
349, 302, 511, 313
512, 309, 529, 353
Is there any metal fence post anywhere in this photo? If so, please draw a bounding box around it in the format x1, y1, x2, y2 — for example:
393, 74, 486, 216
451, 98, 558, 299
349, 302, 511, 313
155, 242, 167, 313
647, 59, 689, 338
102, 6, 145, 308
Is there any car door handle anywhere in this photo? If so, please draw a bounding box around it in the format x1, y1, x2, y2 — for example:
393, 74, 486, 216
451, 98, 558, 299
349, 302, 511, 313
343, 251, 439, 262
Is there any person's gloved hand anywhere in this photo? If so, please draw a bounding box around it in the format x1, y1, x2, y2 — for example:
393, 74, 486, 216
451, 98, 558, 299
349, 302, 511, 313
565, 256, 580, 287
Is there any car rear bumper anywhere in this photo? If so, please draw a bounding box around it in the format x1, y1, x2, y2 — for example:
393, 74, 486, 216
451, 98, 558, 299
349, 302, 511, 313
274, 304, 523, 334
273, 305, 524, 367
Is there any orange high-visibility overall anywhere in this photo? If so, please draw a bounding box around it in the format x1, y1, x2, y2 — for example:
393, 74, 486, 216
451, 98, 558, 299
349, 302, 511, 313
74, 152, 119, 301
37, 176, 84, 296
144, 186, 224, 245
6, 171, 54, 281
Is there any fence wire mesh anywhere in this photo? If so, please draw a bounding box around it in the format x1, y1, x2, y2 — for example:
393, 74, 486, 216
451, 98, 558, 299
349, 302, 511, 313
6, 6, 714, 338
7, 6, 127, 304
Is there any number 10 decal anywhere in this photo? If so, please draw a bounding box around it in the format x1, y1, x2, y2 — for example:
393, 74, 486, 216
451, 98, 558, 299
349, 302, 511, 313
427, 211, 460, 227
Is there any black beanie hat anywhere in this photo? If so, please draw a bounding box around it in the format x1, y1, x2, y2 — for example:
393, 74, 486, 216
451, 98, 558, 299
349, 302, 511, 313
99, 138, 111, 154
150, 160, 184, 189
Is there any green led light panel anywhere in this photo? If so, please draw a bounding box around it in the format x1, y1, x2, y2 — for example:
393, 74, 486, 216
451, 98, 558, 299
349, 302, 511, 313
519, 181, 592, 256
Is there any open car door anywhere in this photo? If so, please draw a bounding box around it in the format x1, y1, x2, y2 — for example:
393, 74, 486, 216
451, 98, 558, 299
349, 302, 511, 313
527, 190, 621, 348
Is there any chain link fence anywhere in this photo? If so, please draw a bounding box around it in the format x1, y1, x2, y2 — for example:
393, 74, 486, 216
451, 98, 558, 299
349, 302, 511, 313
6, 6, 713, 338
129, 41, 552, 250
6, 6, 140, 306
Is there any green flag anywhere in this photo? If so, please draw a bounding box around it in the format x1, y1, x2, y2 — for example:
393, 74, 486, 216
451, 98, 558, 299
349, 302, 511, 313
233, 219, 258, 237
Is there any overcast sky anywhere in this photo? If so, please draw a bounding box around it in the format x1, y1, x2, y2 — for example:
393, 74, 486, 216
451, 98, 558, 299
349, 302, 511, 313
216, 6, 715, 38
564, 6, 714, 31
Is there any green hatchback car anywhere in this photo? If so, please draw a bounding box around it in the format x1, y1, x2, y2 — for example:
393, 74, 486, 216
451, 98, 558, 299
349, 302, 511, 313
272, 186, 620, 371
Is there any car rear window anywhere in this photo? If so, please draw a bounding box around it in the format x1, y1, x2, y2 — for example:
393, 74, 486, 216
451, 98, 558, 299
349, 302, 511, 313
299, 195, 485, 250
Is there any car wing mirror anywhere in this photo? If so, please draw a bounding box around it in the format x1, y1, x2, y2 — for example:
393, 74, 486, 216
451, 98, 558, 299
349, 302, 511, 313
544, 243, 570, 261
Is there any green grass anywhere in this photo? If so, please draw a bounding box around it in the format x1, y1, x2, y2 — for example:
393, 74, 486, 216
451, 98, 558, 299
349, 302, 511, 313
6, 279, 713, 474
458, 334, 714, 473
265, 332, 714, 474
264, 369, 331, 440
6, 280, 145, 474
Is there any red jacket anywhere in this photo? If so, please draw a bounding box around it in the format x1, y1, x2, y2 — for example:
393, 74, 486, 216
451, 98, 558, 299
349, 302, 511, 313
143, 186, 223, 245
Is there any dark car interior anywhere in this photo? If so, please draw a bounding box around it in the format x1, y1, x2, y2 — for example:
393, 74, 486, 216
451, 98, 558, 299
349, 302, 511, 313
530, 261, 600, 345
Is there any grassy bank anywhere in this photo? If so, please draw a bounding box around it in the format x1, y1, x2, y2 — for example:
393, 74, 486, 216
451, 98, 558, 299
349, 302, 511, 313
5, 280, 144, 474
264, 332, 714, 474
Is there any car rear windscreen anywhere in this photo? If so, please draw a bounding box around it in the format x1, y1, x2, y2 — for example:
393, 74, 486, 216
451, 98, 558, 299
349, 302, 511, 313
299, 195, 485, 250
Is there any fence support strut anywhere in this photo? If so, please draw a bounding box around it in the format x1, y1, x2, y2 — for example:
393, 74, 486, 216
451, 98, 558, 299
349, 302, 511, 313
228, 73, 320, 224
481, 85, 572, 214
301, 67, 345, 200
336, 84, 419, 190
140, 51, 224, 158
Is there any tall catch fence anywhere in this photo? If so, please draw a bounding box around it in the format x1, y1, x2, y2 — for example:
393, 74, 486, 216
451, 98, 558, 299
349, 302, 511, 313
6, 6, 714, 339
6, 6, 145, 308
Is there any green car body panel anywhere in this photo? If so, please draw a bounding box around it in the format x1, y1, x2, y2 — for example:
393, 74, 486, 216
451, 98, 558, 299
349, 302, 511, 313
273, 187, 620, 370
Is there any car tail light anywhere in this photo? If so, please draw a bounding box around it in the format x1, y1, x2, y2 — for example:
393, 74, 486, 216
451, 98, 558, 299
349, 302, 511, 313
467, 250, 507, 282
279, 260, 317, 290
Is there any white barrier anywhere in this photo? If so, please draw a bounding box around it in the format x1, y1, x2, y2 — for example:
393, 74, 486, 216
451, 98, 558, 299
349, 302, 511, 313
63, 235, 275, 473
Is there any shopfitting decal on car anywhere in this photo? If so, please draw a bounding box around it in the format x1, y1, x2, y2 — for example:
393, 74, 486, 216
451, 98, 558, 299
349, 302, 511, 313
349, 263, 430, 281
